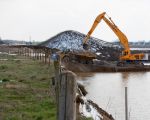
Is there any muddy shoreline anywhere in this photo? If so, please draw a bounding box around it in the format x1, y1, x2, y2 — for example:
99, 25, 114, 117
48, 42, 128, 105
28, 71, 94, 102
63, 62, 150, 72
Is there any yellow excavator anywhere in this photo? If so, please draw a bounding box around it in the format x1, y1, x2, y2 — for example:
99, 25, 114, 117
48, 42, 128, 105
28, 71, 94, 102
83, 12, 144, 65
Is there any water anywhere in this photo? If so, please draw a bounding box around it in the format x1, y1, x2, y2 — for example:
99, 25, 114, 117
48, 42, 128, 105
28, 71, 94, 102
77, 72, 150, 120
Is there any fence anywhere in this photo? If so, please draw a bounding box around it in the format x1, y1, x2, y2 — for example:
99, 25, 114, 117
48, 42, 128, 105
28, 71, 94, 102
0, 45, 52, 65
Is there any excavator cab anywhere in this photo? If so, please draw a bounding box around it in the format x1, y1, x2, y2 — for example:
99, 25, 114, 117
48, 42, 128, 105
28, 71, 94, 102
122, 51, 129, 56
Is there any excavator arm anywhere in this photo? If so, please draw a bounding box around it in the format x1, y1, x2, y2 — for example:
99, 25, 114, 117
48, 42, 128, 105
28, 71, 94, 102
83, 12, 106, 44
83, 12, 144, 61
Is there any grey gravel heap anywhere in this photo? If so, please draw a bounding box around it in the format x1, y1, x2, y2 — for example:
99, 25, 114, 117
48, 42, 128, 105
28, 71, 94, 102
40, 30, 119, 51
39, 30, 121, 61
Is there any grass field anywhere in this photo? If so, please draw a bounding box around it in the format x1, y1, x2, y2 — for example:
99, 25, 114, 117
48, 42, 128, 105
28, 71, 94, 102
0, 55, 56, 120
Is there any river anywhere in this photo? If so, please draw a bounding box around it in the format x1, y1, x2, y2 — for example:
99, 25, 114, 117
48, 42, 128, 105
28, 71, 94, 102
77, 72, 150, 120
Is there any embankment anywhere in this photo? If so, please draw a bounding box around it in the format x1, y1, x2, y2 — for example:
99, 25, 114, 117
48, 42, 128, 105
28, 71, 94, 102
64, 62, 150, 72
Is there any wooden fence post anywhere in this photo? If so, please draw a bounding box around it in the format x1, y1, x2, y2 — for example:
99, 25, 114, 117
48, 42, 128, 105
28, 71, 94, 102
58, 71, 76, 120
39, 49, 42, 61
52, 53, 76, 120
45, 51, 47, 64
48, 53, 51, 66
54, 58, 61, 120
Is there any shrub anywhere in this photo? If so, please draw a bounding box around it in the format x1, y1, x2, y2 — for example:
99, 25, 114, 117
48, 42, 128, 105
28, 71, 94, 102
2, 78, 10, 82
0, 65, 8, 70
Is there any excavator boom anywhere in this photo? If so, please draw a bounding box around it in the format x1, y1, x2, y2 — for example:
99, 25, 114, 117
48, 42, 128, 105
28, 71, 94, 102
83, 12, 106, 44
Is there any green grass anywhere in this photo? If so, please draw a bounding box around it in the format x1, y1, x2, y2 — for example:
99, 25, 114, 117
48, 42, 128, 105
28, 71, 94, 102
0, 56, 56, 120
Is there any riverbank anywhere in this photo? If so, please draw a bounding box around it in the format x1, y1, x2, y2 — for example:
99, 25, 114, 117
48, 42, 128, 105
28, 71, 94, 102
63, 62, 150, 72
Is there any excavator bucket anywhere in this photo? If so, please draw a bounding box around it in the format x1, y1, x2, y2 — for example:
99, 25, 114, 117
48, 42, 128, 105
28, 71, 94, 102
83, 43, 90, 50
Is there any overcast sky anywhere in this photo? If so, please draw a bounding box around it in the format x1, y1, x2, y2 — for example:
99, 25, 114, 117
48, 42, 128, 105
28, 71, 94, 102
0, 0, 150, 42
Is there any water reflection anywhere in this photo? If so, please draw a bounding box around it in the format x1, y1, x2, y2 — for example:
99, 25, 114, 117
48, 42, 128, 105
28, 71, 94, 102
121, 72, 130, 87
121, 72, 129, 80
76, 72, 95, 79
120, 72, 147, 87
78, 72, 150, 120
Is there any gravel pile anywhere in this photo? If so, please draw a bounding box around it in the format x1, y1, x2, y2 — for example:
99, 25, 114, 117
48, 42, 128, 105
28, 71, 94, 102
40, 30, 121, 61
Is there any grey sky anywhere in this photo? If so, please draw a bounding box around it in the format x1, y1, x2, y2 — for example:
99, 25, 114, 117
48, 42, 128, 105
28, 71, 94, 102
0, 0, 150, 42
